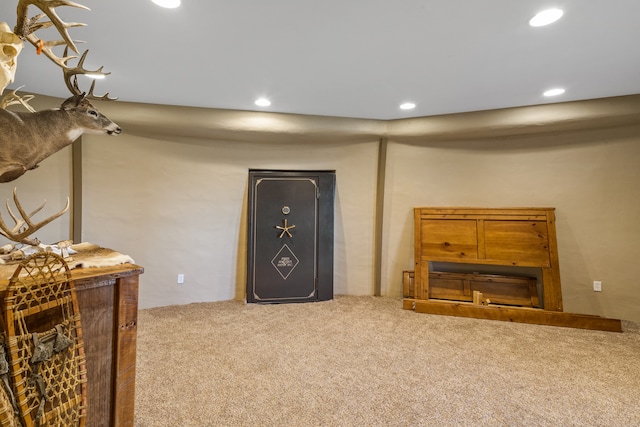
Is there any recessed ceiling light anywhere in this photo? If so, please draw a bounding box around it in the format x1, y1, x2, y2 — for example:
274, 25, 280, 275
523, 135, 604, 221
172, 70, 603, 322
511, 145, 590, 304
255, 98, 271, 107
543, 88, 565, 97
400, 102, 416, 110
529, 9, 564, 27
151, 0, 181, 8
85, 73, 106, 80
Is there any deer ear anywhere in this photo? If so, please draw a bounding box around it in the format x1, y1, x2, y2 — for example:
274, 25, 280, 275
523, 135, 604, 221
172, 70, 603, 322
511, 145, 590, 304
61, 93, 87, 110
75, 92, 87, 106
61, 96, 75, 110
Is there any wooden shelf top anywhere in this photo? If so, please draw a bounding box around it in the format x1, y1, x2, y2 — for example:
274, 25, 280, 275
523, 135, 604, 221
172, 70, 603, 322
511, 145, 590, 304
0, 263, 143, 290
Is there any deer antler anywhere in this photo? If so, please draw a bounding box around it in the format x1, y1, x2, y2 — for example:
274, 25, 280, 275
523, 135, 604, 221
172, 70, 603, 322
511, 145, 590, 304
14, 0, 88, 54
0, 188, 70, 246
0, 86, 36, 112
14, 0, 115, 100
63, 48, 116, 100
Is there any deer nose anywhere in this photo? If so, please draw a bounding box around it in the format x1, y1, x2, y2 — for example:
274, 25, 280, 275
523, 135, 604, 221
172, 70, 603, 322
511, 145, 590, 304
108, 127, 122, 135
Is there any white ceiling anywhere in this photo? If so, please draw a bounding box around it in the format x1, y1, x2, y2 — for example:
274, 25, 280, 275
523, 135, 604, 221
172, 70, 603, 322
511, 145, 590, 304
1, 0, 639, 120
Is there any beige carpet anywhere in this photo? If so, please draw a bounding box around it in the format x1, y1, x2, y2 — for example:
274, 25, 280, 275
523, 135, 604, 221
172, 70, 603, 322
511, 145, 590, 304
134, 296, 640, 426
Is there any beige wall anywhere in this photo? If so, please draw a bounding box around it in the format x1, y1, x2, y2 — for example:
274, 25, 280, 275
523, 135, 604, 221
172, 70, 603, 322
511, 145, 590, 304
382, 98, 640, 321
80, 103, 383, 309
382, 132, 640, 321
3, 93, 639, 321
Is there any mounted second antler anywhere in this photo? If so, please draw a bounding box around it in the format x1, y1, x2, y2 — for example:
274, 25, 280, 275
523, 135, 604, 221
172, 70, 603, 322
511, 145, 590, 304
13, 0, 114, 99
0, 0, 121, 183
0, 188, 69, 246
1, 0, 110, 98
13, 0, 87, 63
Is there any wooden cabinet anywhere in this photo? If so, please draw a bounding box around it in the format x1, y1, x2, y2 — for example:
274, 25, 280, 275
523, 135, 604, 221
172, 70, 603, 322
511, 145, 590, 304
407, 207, 621, 332
414, 207, 562, 310
1, 264, 143, 427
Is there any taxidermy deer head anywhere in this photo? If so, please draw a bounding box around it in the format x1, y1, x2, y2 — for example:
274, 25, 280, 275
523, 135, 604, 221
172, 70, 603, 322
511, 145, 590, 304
0, 91, 121, 183
0, 0, 120, 184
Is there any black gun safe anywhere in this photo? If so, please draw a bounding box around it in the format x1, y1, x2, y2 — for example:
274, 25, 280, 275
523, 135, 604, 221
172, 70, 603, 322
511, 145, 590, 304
247, 170, 335, 303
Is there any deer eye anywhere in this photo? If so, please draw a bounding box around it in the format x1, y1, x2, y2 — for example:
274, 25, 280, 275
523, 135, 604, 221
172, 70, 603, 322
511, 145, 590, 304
88, 110, 98, 117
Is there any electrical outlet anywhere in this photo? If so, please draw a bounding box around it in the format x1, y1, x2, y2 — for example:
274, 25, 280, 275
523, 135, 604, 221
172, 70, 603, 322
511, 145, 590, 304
593, 280, 602, 292
177, 274, 185, 284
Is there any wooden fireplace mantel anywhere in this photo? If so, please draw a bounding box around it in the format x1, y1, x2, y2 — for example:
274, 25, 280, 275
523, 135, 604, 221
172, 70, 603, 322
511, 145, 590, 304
1, 263, 144, 427
406, 207, 622, 332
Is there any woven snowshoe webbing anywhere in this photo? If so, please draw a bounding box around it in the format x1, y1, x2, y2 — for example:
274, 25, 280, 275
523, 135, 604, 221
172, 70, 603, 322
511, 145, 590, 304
0, 345, 17, 420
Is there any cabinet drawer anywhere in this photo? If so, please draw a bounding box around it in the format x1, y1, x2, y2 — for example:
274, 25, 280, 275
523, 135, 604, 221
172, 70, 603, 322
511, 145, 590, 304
428, 273, 471, 301
428, 271, 539, 307
483, 220, 551, 266
420, 219, 478, 261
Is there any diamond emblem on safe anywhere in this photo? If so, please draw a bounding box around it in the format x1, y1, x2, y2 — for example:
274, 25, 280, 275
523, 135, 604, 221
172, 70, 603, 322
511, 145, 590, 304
271, 244, 300, 280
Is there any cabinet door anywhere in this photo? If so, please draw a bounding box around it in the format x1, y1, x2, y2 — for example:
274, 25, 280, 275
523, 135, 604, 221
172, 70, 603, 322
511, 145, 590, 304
483, 220, 551, 266
247, 171, 335, 303
420, 219, 478, 261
